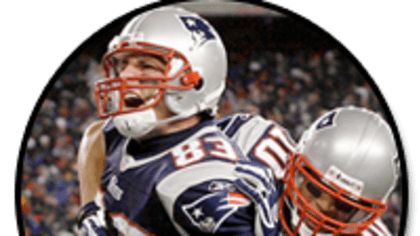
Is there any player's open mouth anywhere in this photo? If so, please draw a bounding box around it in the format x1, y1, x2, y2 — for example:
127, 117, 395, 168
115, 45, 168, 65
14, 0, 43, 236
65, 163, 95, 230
124, 92, 157, 108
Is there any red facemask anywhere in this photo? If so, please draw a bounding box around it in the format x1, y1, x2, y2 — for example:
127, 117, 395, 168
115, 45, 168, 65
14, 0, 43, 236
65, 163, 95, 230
279, 154, 386, 235
95, 41, 201, 118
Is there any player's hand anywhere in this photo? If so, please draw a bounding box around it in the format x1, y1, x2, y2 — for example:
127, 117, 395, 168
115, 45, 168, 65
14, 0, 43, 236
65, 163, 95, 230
77, 202, 119, 236
234, 161, 278, 236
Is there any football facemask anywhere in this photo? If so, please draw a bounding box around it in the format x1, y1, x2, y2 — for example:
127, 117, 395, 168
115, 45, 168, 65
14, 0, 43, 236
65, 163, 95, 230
279, 154, 386, 236
95, 41, 201, 119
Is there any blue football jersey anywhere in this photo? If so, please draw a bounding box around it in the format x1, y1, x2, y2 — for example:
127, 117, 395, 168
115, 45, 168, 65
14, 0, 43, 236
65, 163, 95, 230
95, 119, 269, 235
217, 113, 296, 181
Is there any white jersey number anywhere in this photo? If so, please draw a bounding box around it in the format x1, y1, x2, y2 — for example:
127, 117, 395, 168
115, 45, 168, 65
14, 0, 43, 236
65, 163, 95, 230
253, 126, 291, 179
171, 137, 239, 168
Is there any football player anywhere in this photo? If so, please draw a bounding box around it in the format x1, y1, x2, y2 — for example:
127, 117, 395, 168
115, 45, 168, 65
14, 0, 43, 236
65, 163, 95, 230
224, 107, 399, 235
77, 6, 278, 236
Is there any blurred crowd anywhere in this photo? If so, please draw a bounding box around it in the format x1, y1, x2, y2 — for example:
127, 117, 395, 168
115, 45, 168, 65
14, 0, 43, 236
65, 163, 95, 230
19, 18, 403, 236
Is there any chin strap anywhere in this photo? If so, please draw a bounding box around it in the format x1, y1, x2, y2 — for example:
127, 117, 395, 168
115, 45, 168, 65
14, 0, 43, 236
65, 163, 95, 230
115, 106, 203, 139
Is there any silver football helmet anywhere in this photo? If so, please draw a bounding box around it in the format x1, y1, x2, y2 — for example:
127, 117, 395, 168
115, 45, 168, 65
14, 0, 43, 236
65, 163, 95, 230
94, 6, 227, 137
279, 107, 400, 235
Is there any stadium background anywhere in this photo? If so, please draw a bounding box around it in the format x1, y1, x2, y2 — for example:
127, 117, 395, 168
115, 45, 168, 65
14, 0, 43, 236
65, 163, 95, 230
17, 2, 404, 235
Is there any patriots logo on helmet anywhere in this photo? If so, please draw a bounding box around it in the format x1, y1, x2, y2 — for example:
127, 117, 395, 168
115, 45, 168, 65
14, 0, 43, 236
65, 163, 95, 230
182, 191, 250, 233
316, 111, 337, 130
180, 16, 216, 48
